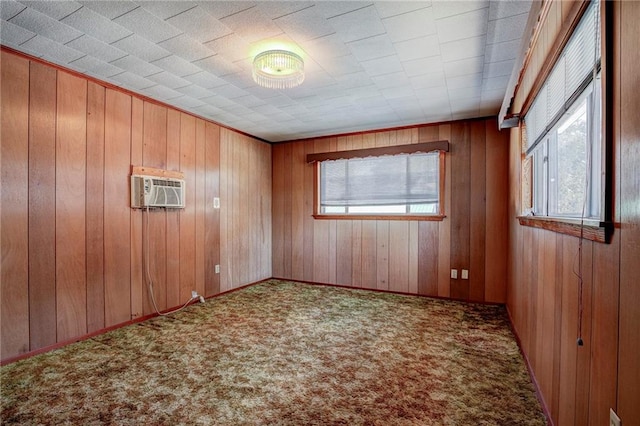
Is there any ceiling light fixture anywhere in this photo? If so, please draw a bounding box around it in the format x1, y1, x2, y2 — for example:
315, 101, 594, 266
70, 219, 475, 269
252, 50, 304, 89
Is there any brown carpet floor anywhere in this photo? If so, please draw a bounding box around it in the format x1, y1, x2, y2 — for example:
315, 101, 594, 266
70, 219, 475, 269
1, 279, 546, 425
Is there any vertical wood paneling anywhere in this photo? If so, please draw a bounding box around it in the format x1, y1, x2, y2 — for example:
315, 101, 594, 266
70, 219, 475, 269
388, 221, 409, 293
1, 52, 30, 359
55, 72, 87, 341
282, 143, 293, 279
437, 124, 452, 298
85, 81, 105, 333
194, 119, 206, 296
408, 221, 418, 294
204, 122, 220, 297
469, 121, 486, 302
179, 113, 196, 302
142, 103, 167, 313
28, 61, 57, 348
336, 221, 353, 286
303, 141, 315, 282
165, 109, 181, 308
449, 123, 470, 300
618, 2, 640, 422
291, 142, 305, 281
485, 121, 509, 303
271, 144, 285, 278
130, 97, 144, 319
104, 89, 131, 326
219, 129, 230, 291
418, 222, 438, 296
376, 221, 389, 291
1, 51, 266, 362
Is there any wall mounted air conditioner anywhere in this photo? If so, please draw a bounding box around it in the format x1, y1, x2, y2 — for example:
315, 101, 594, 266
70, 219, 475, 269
131, 175, 185, 209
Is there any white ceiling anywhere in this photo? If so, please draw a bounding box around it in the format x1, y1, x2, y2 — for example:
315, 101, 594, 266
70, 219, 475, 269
0, 0, 533, 142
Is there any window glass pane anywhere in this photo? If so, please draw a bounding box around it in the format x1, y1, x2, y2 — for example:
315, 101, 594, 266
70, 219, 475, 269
550, 98, 588, 216
319, 152, 440, 216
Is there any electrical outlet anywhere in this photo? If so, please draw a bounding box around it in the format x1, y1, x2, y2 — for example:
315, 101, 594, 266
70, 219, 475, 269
191, 290, 198, 299
213, 197, 220, 209
610, 408, 621, 426
450, 269, 458, 279
215, 264, 220, 274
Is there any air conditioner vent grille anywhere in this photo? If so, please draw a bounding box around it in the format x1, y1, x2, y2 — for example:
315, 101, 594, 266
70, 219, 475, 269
131, 175, 185, 209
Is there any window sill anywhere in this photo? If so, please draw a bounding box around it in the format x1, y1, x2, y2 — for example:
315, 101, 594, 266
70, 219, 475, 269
517, 215, 613, 243
313, 214, 446, 222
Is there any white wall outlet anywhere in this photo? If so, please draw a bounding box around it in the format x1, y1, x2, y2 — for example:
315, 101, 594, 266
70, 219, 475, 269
461, 269, 469, 280
450, 269, 458, 279
191, 290, 198, 299
215, 264, 220, 274
610, 408, 621, 426
213, 197, 220, 209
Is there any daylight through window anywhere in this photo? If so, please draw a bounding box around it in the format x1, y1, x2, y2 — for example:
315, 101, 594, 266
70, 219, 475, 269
317, 151, 443, 218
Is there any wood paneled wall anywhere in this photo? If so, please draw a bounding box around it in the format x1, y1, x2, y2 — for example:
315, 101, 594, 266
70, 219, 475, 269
272, 118, 510, 302
0, 50, 272, 362
507, 1, 640, 425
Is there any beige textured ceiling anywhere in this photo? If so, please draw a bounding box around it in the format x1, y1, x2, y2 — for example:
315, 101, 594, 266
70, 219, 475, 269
0, 1, 533, 142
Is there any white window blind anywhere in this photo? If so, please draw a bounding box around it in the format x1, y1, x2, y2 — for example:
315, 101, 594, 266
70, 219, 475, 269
524, 0, 600, 155
320, 152, 439, 208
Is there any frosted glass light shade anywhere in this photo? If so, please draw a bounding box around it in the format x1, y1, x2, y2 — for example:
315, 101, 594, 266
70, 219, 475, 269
252, 50, 304, 89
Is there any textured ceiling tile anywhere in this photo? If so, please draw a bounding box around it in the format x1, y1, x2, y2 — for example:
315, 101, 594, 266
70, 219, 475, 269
208, 83, 247, 99
489, 0, 532, 21
197, 2, 257, 20
375, 1, 430, 19
204, 33, 251, 62
174, 83, 212, 99
432, 1, 488, 20
68, 54, 106, 73
166, 6, 232, 43
111, 34, 170, 62
114, 6, 182, 43
146, 71, 192, 90
328, 5, 385, 43
313, 2, 373, 19
346, 33, 395, 62
402, 56, 443, 77
274, 5, 334, 43
111, 71, 155, 90
436, 7, 489, 43
483, 59, 515, 78
171, 96, 206, 109
484, 39, 519, 63
20, 35, 83, 63
62, 6, 132, 44
410, 71, 447, 90
260, 2, 314, 19
10, 7, 83, 44
415, 85, 449, 100
486, 12, 528, 44
192, 55, 241, 77
220, 5, 283, 44
183, 71, 227, 89
82, 61, 124, 79
382, 7, 436, 43
18, 1, 82, 20
159, 34, 214, 62
321, 54, 363, 78
482, 75, 510, 91
140, 84, 183, 100
360, 55, 404, 77
110, 55, 163, 77
298, 33, 350, 61
151, 54, 201, 77
1, 1, 26, 20
0, 19, 35, 45
78, 1, 138, 20
440, 35, 486, 63
66, 35, 127, 63
138, 1, 198, 20
371, 71, 411, 89
443, 56, 483, 78
446, 73, 483, 89
393, 34, 440, 62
